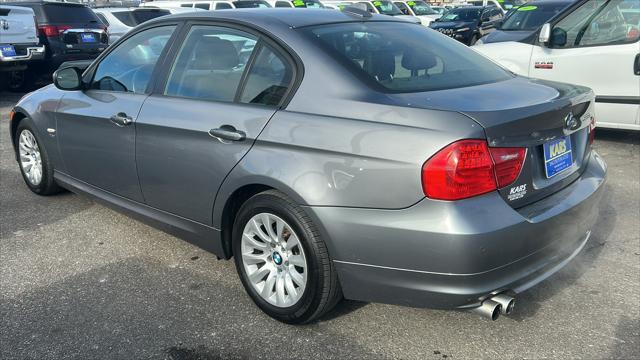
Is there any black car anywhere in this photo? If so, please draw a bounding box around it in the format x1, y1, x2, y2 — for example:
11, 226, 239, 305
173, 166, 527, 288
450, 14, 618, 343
477, 0, 575, 45
429, 5, 503, 45
6, 1, 108, 84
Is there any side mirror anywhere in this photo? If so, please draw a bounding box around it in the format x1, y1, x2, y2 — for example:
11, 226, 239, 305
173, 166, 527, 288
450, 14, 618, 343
550, 27, 567, 47
53, 67, 83, 91
539, 23, 551, 44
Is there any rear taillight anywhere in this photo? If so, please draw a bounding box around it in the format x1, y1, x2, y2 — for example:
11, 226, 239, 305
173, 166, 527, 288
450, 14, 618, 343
489, 147, 527, 188
38, 25, 71, 37
588, 116, 596, 145
422, 139, 526, 201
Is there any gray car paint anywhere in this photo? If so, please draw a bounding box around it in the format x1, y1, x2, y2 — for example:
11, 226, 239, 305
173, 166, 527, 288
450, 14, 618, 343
10, 9, 606, 311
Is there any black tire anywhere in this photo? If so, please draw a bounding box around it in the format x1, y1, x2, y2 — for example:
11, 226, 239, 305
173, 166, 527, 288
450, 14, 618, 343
469, 34, 479, 46
7, 70, 36, 92
15, 117, 63, 195
233, 190, 342, 324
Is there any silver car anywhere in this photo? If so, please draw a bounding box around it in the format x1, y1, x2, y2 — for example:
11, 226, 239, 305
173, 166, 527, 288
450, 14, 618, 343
9, 9, 606, 324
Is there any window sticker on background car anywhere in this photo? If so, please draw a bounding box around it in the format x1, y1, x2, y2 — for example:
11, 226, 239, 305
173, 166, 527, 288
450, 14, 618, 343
517, 5, 537, 11
293, 0, 305, 7
407, 1, 415, 5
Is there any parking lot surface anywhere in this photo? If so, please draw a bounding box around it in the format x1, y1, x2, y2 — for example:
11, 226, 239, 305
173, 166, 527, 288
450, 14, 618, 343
1, 92, 639, 359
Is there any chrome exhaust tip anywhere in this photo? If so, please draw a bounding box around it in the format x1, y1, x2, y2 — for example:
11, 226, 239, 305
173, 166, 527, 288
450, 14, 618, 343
491, 294, 515, 315
471, 299, 502, 321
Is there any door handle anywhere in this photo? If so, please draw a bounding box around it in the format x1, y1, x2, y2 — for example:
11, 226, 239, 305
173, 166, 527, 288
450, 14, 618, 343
209, 125, 246, 142
634, 53, 640, 76
109, 112, 133, 127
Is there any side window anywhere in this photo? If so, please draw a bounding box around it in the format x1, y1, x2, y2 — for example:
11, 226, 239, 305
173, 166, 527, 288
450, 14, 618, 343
553, 0, 639, 47
194, 3, 210, 9
275, 1, 293, 7
215, 2, 233, 9
359, 2, 376, 13
240, 45, 293, 106
95, 13, 109, 26
164, 26, 257, 102
394, 2, 411, 15
180, 3, 193, 7
91, 26, 175, 94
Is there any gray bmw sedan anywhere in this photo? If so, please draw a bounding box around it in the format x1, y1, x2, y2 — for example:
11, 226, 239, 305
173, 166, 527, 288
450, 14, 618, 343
9, 8, 606, 324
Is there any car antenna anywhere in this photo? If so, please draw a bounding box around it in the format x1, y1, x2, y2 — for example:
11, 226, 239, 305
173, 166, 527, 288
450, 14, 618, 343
342, 6, 373, 18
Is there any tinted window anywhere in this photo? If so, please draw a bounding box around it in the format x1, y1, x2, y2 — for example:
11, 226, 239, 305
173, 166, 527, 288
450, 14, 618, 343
240, 46, 293, 106
215, 3, 234, 9
194, 3, 211, 9
92, 26, 175, 93
306, 22, 512, 92
181, 4, 193, 7
132, 9, 171, 24
291, 0, 324, 8
112, 11, 135, 27
95, 12, 109, 26
232, 1, 272, 8
41, 3, 100, 23
394, 2, 411, 15
276, 1, 293, 7
501, 3, 570, 31
165, 26, 257, 102
553, 0, 639, 47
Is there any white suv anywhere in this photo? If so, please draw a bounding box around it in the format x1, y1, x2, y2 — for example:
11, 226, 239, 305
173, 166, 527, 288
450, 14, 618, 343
0, 5, 45, 91
473, 0, 640, 130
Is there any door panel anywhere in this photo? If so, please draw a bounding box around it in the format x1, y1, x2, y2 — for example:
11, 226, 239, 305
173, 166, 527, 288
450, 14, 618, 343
56, 91, 147, 201
135, 96, 276, 224
54, 25, 177, 201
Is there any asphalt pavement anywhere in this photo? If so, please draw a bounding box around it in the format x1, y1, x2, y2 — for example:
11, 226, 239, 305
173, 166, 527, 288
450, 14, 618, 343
1, 91, 639, 359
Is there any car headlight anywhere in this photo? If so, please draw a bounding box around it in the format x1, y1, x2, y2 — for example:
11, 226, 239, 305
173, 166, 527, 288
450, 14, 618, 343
455, 27, 470, 33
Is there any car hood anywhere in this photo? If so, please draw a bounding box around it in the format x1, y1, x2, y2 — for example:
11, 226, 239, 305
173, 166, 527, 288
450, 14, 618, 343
430, 20, 474, 29
481, 30, 534, 44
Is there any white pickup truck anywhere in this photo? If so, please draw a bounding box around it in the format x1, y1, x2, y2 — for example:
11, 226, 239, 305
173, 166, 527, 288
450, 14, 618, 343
0, 5, 45, 91
473, 0, 640, 131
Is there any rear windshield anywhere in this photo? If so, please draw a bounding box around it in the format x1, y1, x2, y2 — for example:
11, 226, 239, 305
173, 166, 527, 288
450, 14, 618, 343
305, 22, 512, 93
113, 9, 170, 27
501, 3, 571, 30
439, 7, 482, 21
232, 1, 272, 8
40, 3, 100, 24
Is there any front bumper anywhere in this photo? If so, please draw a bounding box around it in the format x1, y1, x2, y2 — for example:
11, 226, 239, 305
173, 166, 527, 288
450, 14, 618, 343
305, 150, 607, 309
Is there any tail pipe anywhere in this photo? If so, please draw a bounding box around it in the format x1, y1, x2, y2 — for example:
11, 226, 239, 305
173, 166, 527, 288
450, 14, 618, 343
470, 293, 516, 320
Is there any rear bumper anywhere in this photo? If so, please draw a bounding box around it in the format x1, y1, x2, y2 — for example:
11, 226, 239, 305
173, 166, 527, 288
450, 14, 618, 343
306, 150, 607, 309
0, 44, 45, 64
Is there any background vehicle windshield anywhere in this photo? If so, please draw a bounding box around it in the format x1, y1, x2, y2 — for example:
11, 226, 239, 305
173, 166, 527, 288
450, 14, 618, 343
113, 9, 171, 27
233, 0, 272, 7
468, 0, 525, 10
292, 0, 324, 7
305, 22, 512, 92
501, 3, 570, 31
406, 1, 437, 15
439, 8, 481, 21
373, 1, 403, 15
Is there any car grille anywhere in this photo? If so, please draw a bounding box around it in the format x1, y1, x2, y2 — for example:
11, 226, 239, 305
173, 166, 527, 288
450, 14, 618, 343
436, 28, 455, 37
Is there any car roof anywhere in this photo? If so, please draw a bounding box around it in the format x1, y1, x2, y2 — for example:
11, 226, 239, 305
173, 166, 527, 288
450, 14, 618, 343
154, 8, 411, 28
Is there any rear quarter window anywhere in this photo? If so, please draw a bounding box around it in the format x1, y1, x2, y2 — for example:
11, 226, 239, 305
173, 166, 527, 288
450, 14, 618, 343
305, 22, 513, 93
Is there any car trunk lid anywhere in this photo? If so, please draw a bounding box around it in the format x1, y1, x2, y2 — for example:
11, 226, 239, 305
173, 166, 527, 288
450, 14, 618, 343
392, 76, 596, 208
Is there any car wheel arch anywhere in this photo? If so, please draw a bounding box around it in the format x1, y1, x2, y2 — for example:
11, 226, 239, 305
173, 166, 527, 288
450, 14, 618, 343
214, 179, 309, 259
9, 109, 28, 159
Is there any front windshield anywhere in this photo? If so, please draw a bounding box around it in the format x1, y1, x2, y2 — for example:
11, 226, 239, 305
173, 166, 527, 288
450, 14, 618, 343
501, 3, 570, 30
372, 1, 403, 15
292, 0, 324, 7
233, 0, 272, 7
406, 0, 437, 15
440, 8, 482, 21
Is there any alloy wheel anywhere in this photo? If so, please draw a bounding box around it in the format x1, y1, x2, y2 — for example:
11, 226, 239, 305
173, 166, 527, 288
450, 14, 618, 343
241, 212, 308, 308
18, 129, 43, 186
